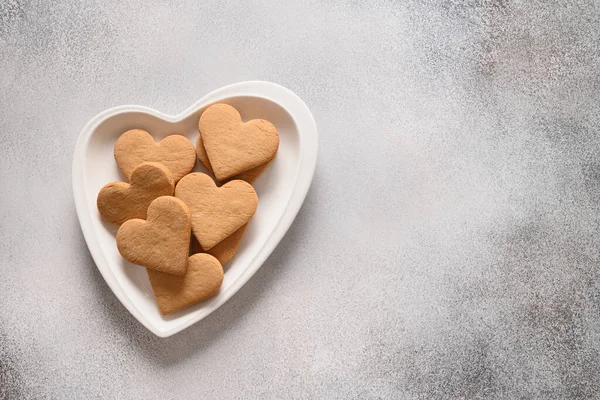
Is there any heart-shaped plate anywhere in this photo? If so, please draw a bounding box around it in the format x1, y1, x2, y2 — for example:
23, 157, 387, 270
72, 81, 318, 337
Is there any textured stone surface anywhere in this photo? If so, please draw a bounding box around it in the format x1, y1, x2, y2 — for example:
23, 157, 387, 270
1, 0, 600, 398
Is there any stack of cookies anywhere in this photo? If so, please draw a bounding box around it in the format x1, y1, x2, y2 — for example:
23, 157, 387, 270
96, 103, 279, 315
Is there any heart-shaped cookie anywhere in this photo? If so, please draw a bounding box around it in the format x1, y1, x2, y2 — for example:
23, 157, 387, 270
116, 196, 191, 276
190, 223, 248, 265
147, 253, 223, 315
97, 162, 174, 225
199, 103, 279, 181
114, 129, 196, 182
196, 134, 271, 184
175, 172, 257, 250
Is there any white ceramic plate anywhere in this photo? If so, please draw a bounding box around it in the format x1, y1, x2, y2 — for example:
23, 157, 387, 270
72, 81, 318, 337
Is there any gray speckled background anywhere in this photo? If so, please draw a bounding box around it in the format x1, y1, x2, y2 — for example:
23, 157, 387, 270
1, 0, 600, 398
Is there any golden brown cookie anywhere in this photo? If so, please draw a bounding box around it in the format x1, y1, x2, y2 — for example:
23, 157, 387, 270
114, 129, 196, 183
116, 196, 191, 276
190, 223, 249, 264
97, 162, 174, 226
199, 103, 279, 181
175, 172, 257, 250
147, 253, 224, 315
196, 134, 271, 184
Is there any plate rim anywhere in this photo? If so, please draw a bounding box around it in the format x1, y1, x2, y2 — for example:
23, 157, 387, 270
72, 81, 318, 337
